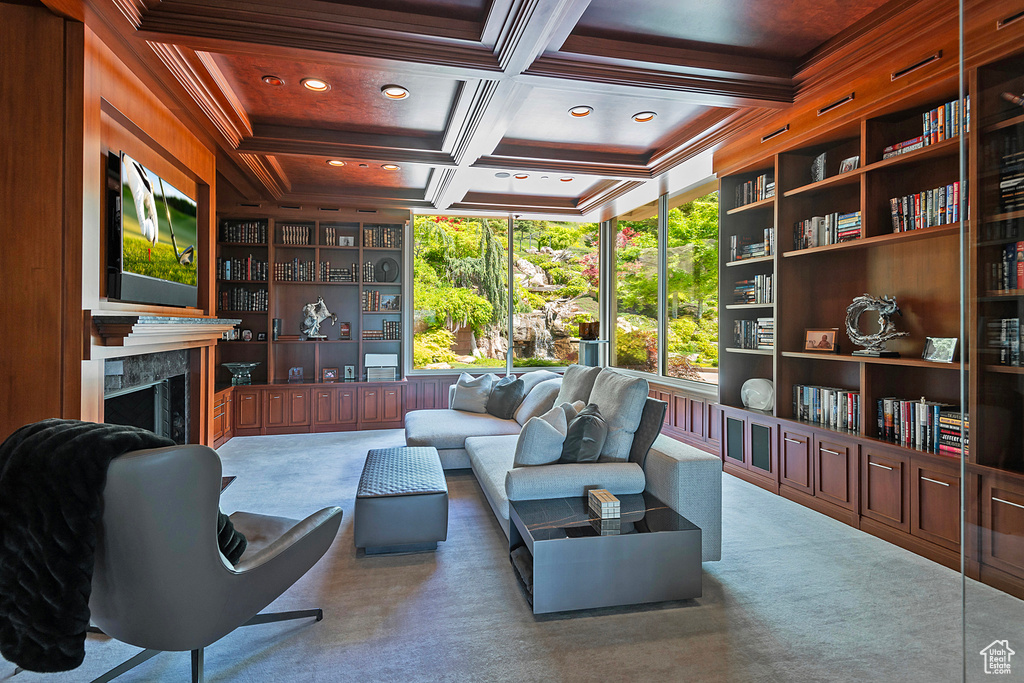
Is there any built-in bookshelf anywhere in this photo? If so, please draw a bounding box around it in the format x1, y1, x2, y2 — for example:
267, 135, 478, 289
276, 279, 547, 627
215, 212, 408, 387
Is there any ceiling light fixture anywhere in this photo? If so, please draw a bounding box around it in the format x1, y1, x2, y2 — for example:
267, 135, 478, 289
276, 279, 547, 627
568, 105, 593, 117
381, 164, 401, 171
514, 173, 530, 180
261, 75, 285, 86
301, 78, 330, 92
358, 163, 369, 168
381, 84, 410, 100
632, 111, 657, 123
326, 160, 346, 167
559, 176, 574, 182
495, 172, 511, 178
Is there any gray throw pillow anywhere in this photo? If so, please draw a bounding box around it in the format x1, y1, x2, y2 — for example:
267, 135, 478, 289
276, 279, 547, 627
514, 378, 561, 425
557, 400, 586, 424
554, 364, 602, 405
559, 403, 608, 463
588, 369, 649, 461
451, 372, 496, 413
513, 406, 567, 467
628, 398, 667, 469
486, 375, 526, 419
518, 369, 560, 396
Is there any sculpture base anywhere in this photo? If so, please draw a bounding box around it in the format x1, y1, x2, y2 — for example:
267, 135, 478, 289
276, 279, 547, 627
306, 335, 327, 341
852, 349, 900, 358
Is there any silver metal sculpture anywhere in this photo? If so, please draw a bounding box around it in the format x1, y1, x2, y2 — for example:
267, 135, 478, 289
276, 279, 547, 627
846, 294, 909, 357
300, 296, 337, 339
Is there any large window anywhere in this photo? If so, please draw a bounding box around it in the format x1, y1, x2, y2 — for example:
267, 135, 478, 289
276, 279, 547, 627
611, 209, 659, 372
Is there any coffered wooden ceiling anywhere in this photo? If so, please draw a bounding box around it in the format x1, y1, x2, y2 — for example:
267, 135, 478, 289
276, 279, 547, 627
80, 0, 896, 218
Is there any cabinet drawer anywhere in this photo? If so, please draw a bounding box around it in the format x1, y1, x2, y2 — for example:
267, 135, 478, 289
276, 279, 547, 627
861, 448, 909, 533
780, 430, 813, 494
814, 437, 857, 511
911, 461, 958, 551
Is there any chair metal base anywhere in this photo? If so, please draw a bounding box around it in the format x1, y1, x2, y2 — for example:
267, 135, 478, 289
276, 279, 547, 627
87, 608, 324, 683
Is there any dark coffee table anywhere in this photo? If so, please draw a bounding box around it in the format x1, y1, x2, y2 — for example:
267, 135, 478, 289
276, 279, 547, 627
508, 491, 702, 614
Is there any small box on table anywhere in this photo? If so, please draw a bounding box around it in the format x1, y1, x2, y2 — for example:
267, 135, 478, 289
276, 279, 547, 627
588, 489, 620, 519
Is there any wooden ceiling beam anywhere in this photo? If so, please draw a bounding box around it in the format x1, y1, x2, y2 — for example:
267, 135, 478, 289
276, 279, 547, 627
474, 154, 652, 179
491, 0, 594, 74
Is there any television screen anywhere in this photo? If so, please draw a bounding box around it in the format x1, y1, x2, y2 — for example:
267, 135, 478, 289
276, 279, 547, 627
119, 153, 197, 288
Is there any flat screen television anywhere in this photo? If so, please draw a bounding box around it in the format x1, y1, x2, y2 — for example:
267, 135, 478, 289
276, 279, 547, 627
107, 151, 198, 308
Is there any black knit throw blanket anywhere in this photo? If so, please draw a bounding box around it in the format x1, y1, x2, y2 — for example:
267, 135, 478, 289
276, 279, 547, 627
0, 419, 246, 673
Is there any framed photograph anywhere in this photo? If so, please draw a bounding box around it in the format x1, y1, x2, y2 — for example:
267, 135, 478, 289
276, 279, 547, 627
288, 366, 304, 383
257, 332, 267, 341
922, 337, 958, 363
380, 294, 400, 311
321, 367, 339, 382
839, 156, 861, 173
344, 365, 356, 380
241, 329, 253, 342
804, 328, 839, 353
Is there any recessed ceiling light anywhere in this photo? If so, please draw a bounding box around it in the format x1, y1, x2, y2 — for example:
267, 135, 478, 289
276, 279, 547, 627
568, 105, 593, 117
381, 84, 410, 100
559, 176, 574, 182
514, 173, 530, 180
358, 163, 369, 168
326, 160, 346, 167
301, 78, 330, 92
495, 172, 511, 178
632, 111, 657, 123
381, 164, 401, 171
261, 75, 285, 86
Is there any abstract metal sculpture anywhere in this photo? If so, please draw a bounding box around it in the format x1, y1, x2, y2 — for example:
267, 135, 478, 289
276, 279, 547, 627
300, 296, 337, 339
846, 294, 909, 357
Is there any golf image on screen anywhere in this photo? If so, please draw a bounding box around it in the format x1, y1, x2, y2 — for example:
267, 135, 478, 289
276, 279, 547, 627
120, 153, 197, 286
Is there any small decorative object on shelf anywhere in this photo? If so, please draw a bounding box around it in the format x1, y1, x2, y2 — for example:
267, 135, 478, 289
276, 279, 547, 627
846, 294, 909, 357
241, 329, 253, 342
922, 337, 958, 363
257, 332, 266, 341
321, 367, 339, 382
740, 378, 775, 411
810, 152, 827, 183
588, 489, 620, 520
578, 321, 599, 340
222, 362, 260, 386
344, 365, 356, 380
804, 328, 839, 353
838, 156, 860, 173
272, 318, 282, 341
288, 367, 304, 383
300, 296, 337, 340
375, 257, 400, 282
339, 321, 351, 340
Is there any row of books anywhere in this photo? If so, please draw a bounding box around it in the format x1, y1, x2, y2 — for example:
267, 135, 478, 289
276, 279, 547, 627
279, 224, 314, 245
997, 130, 1024, 212
362, 321, 401, 340
793, 385, 860, 432
322, 262, 358, 282
275, 259, 316, 282
363, 261, 381, 282
983, 217, 1024, 242
733, 275, 773, 304
881, 97, 969, 159
734, 173, 775, 208
985, 317, 1022, 365
934, 410, 968, 457
217, 256, 267, 282
793, 211, 862, 250
323, 226, 356, 247
219, 220, 267, 244
876, 397, 967, 456
363, 225, 402, 248
363, 291, 400, 312
219, 287, 268, 312
888, 181, 962, 232
987, 244, 1024, 293
729, 228, 774, 261
733, 318, 773, 350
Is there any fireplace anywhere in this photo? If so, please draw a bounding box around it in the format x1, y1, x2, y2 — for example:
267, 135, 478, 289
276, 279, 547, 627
104, 350, 190, 444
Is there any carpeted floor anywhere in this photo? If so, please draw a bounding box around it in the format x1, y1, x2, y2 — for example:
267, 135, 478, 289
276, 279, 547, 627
5, 430, 1023, 682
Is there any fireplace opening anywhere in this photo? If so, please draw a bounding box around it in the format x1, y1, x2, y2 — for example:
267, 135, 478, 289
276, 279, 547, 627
104, 350, 190, 444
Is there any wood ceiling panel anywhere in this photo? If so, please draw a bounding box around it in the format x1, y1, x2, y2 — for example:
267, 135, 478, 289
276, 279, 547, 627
212, 53, 460, 136
273, 155, 431, 193
573, 0, 891, 61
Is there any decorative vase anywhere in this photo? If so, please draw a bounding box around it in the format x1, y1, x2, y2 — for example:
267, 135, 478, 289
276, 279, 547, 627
222, 362, 261, 385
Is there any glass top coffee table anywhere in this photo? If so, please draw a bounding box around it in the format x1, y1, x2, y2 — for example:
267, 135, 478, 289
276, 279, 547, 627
508, 491, 702, 614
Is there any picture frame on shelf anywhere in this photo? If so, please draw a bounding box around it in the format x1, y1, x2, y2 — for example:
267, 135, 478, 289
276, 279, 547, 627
804, 328, 839, 353
241, 329, 253, 342
344, 365, 356, 380
839, 156, 860, 173
922, 337, 958, 363
322, 367, 339, 382
257, 332, 266, 341
288, 367, 304, 383
339, 322, 351, 340
380, 294, 400, 311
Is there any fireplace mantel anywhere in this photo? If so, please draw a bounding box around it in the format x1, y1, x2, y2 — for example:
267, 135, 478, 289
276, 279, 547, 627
89, 313, 241, 359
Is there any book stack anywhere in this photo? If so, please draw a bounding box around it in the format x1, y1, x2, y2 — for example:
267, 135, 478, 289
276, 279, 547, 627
984, 217, 1024, 241
363, 322, 401, 340
876, 397, 959, 453
938, 410, 969, 458
219, 287, 268, 312
881, 97, 969, 159
999, 130, 1024, 211
729, 228, 774, 261
322, 226, 355, 246
217, 255, 268, 281
275, 259, 316, 282
734, 318, 773, 350
279, 224, 313, 245
985, 317, 1021, 365
733, 274, 773, 304
363, 260, 376, 282
219, 219, 267, 244
734, 172, 775, 208
794, 211, 862, 249
320, 262, 357, 282
888, 181, 962, 232
362, 225, 402, 248
988, 244, 1024, 293
793, 385, 860, 432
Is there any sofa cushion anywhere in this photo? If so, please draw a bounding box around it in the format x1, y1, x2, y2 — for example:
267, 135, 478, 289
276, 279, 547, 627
588, 370, 649, 461
628, 398, 667, 469
465, 434, 519, 531
405, 409, 521, 451
451, 372, 497, 413
557, 400, 586, 423
518, 369, 560, 396
559, 403, 608, 463
513, 410, 566, 468
505, 461, 645, 502
554, 364, 602, 405
485, 375, 526, 419
514, 378, 561, 425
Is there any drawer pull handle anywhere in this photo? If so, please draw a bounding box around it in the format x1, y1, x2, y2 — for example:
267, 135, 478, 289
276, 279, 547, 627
243, 396, 253, 401
784, 437, 804, 445
869, 462, 893, 471
820, 448, 841, 456
921, 476, 949, 487
891, 51, 942, 81
993, 496, 1024, 510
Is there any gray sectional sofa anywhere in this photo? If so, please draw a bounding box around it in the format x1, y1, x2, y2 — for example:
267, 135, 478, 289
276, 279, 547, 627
404, 366, 722, 562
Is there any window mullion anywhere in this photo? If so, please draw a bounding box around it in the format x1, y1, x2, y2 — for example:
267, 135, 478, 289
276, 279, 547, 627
658, 193, 669, 377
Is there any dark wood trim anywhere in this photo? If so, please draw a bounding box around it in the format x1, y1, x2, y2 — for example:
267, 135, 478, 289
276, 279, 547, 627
62, 18, 85, 420
860, 517, 960, 573
724, 463, 779, 494
779, 484, 860, 527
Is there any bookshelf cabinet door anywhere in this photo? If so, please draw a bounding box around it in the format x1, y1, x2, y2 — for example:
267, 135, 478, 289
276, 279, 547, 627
911, 459, 959, 551
266, 391, 287, 427
814, 437, 858, 511
235, 389, 261, 429
338, 389, 357, 424
723, 413, 746, 467
288, 389, 310, 426
982, 475, 1024, 578
315, 390, 334, 424
747, 419, 777, 483
780, 429, 814, 494
861, 447, 909, 533
382, 387, 402, 422
360, 388, 381, 422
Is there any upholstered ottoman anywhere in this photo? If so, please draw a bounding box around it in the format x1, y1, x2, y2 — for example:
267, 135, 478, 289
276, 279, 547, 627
354, 446, 449, 554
